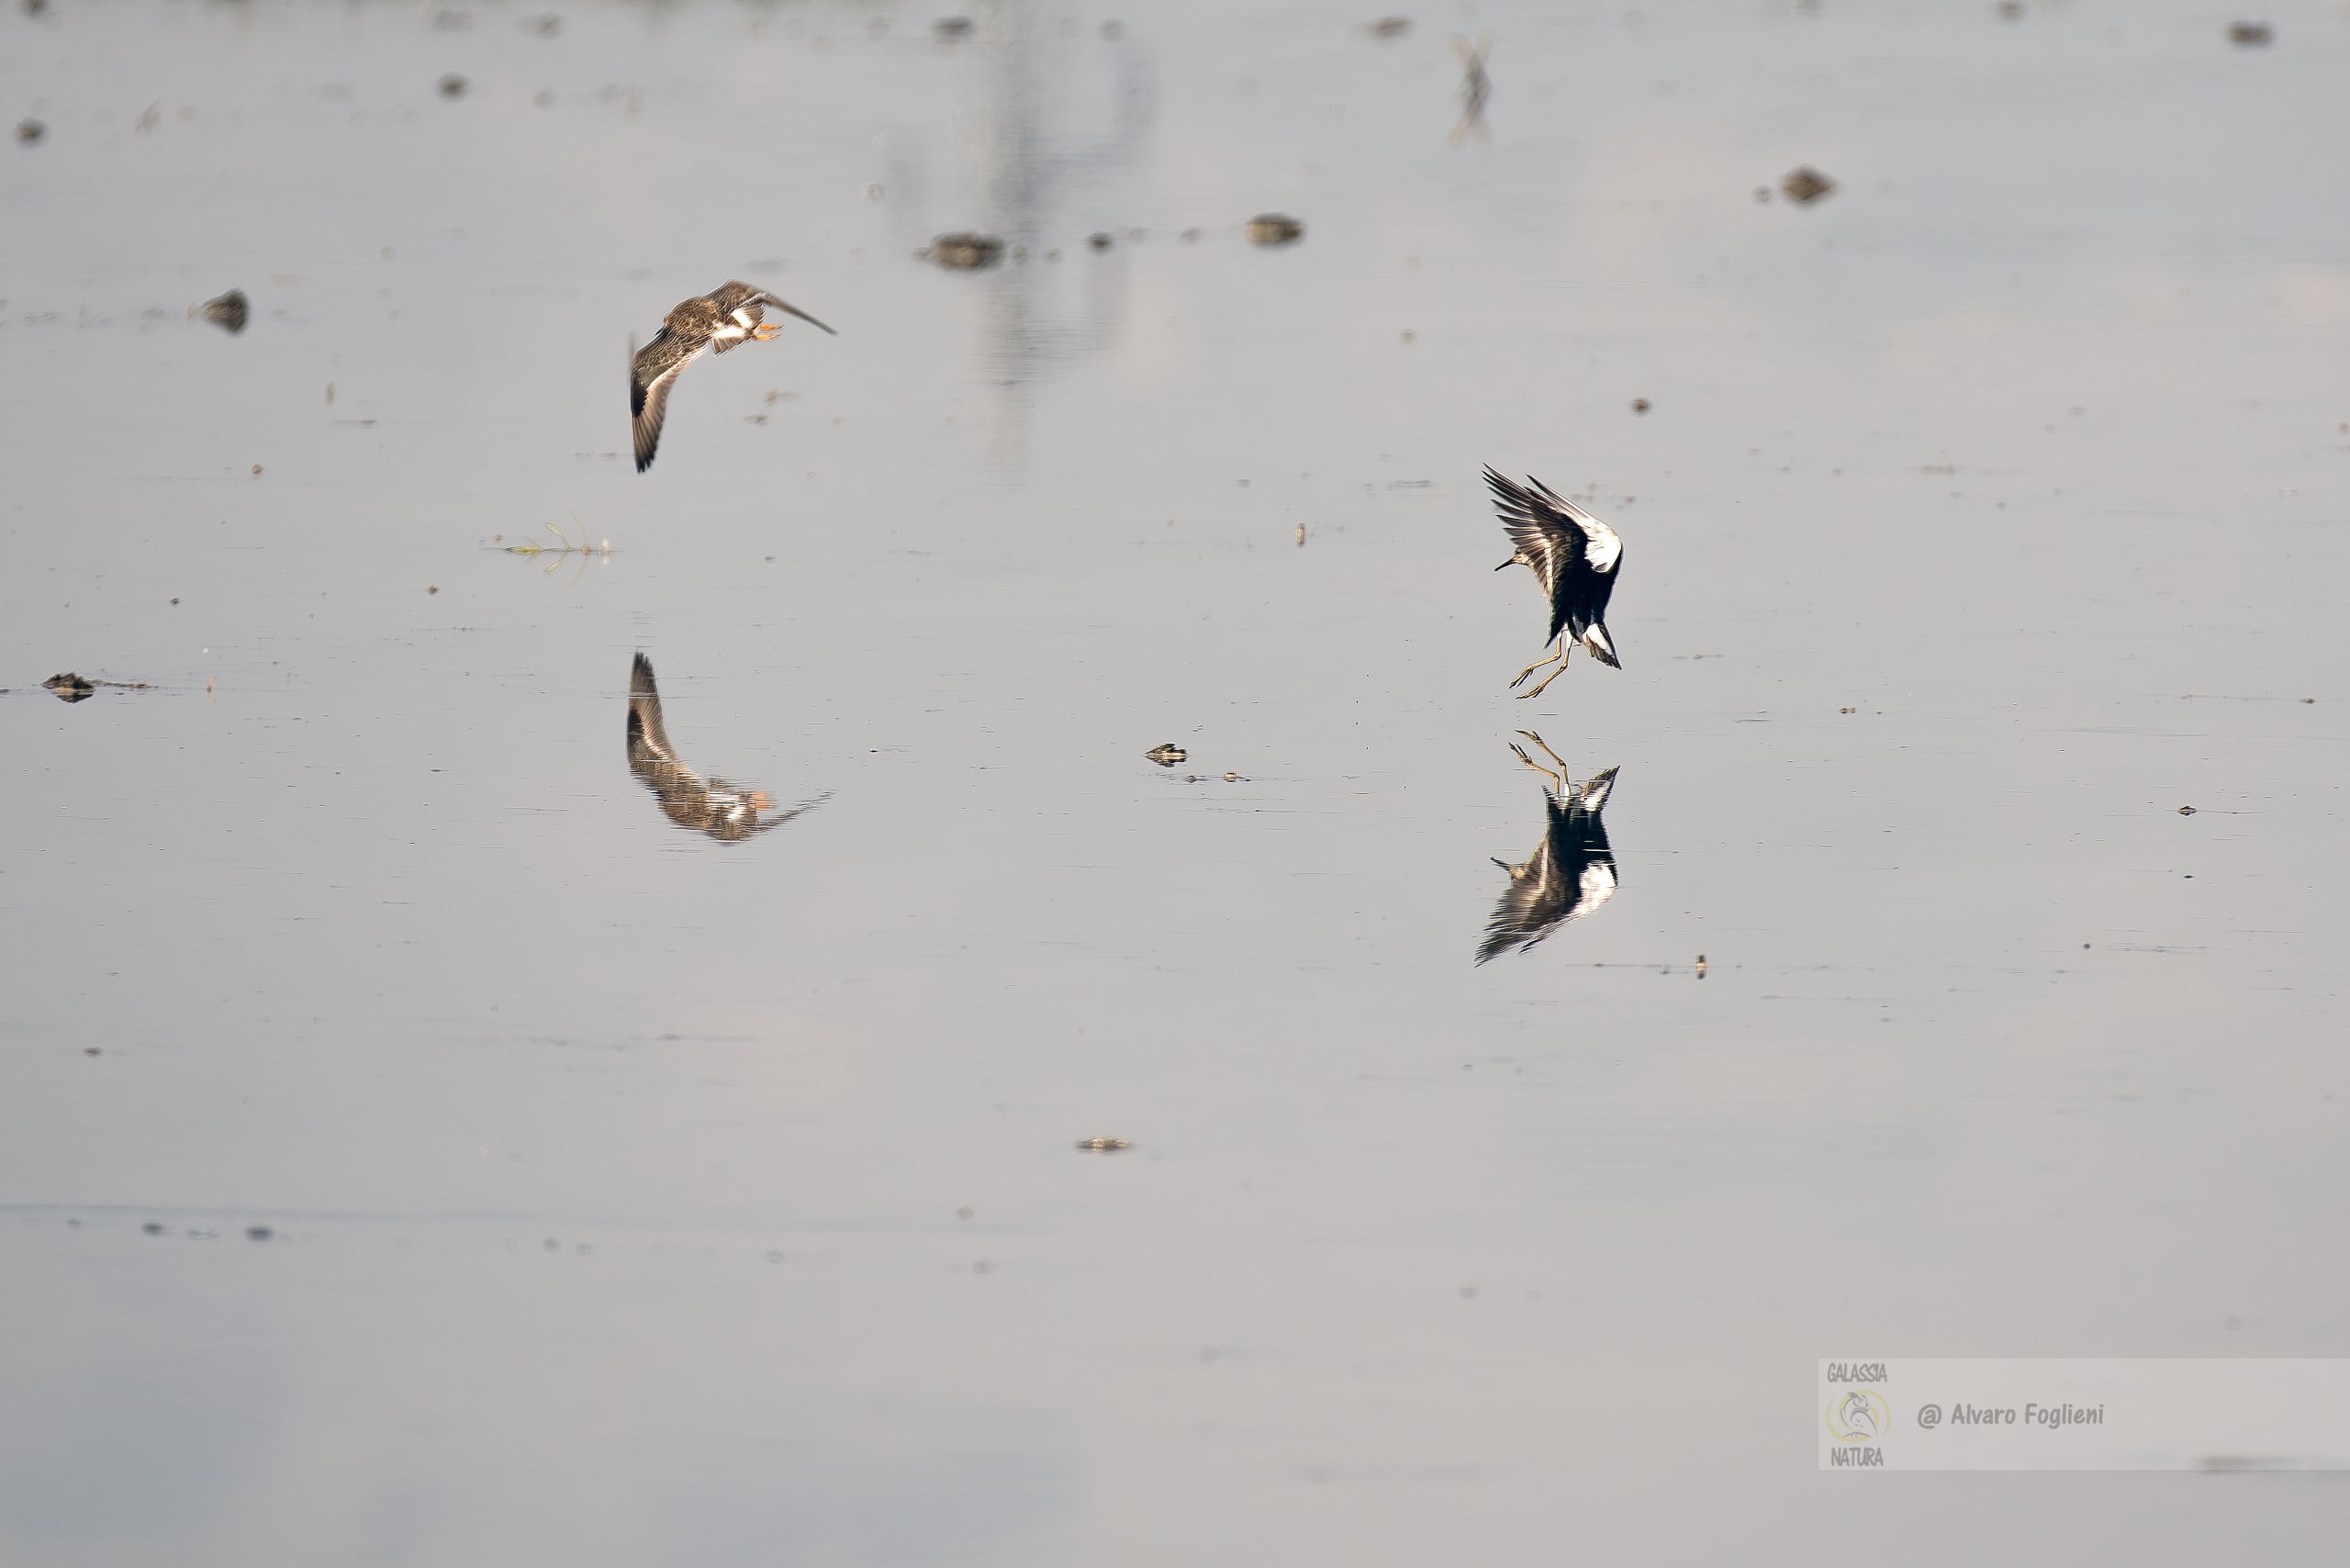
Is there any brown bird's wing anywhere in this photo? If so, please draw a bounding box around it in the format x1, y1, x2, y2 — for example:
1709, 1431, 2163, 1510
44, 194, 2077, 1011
626, 653, 678, 765
630, 329, 707, 473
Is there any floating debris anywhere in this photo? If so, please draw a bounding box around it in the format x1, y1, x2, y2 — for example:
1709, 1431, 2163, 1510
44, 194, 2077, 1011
437, 73, 468, 98
193, 288, 249, 334
1075, 1137, 1133, 1153
928, 231, 1004, 270
1143, 742, 1187, 767
17, 118, 46, 146
1781, 166, 1837, 205
1630, 397, 1651, 415
141, 1222, 165, 1236
1087, 231, 1113, 251
934, 16, 974, 39
1364, 16, 1413, 39
43, 673, 95, 703
245, 1224, 274, 1241
1246, 213, 1304, 246
2227, 20, 2273, 46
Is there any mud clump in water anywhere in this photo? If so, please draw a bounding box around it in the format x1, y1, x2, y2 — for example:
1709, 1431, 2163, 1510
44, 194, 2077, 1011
2227, 20, 2273, 46
194, 288, 250, 334
438, 73, 468, 98
1781, 166, 1836, 205
1088, 231, 1113, 251
1246, 213, 1305, 246
928, 232, 1004, 270
16, 118, 45, 145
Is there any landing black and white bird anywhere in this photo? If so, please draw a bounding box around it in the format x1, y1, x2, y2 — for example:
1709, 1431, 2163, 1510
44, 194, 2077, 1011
630, 282, 835, 473
1485, 465, 1623, 700
626, 654, 825, 842
1476, 732, 1618, 965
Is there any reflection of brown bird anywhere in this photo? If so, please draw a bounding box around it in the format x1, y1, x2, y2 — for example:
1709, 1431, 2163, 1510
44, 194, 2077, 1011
1476, 732, 1618, 965
626, 654, 824, 842
629, 282, 834, 473
1449, 33, 1492, 146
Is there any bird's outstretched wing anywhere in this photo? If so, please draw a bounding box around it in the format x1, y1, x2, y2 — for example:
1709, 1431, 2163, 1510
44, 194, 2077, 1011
1524, 472, 1622, 573
627, 653, 677, 765
630, 330, 707, 473
747, 290, 837, 336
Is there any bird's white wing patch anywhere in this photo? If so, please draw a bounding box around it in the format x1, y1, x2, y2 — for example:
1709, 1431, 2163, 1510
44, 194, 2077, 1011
1575, 861, 1618, 914
1575, 513, 1623, 573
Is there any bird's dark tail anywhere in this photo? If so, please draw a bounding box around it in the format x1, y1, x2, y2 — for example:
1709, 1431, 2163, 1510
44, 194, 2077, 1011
1583, 623, 1622, 669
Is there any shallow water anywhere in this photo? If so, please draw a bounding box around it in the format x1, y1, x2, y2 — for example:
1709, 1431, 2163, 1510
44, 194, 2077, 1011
4, 0, 2347, 1559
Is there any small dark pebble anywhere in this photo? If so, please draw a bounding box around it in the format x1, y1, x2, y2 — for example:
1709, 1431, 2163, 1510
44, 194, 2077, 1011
2227, 21, 2273, 46
43, 673, 95, 703
17, 118, 45, 145
196, 288, 250, 334
1781, 166, 1836, 205
928, 231, 1004, 270
1246, 213, 1305, 246
245, 1225, 273, 1241
438, 73, 468, 98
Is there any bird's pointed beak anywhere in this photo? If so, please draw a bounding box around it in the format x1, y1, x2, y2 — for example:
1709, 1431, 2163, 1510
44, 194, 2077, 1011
1494, 560, 1513, 572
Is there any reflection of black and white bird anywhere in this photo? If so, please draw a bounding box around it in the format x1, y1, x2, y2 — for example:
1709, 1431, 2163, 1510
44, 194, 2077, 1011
630, 282, 834, 473
1476, 732, 1619, 965
626, 654, 824, 843
1486, 465, 1623, 700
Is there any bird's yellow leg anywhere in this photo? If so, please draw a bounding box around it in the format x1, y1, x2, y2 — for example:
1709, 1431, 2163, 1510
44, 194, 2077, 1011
1516, 642, 1572, 700
1507, 635, 1565, 689
752, 321, 783, 341
1515, 730, 1572, 775
1506, 737, 1563, 791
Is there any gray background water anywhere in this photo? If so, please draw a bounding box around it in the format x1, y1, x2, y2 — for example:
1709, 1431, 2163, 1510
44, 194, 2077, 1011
4, 0, 2346, 1559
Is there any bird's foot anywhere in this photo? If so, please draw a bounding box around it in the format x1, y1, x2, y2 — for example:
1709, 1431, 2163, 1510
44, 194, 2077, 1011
1515, 730, 1572, 773
752, 321, 783, 341
1517, 666, 1568, 701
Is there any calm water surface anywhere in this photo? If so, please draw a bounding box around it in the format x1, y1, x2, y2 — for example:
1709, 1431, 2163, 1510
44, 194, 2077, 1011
4, 1, 2347, 1561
